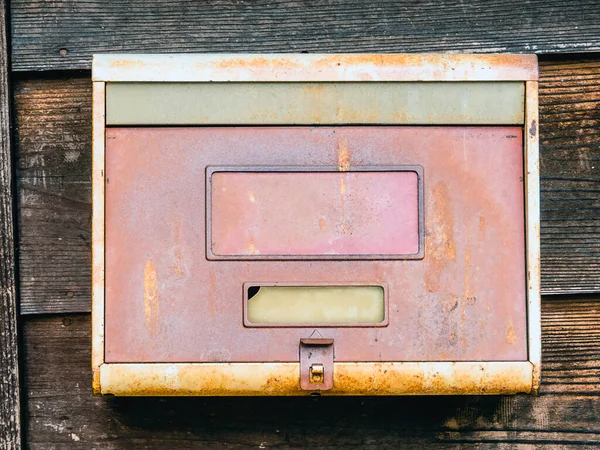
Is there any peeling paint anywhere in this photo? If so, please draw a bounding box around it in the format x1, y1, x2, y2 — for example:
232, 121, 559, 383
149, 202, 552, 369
425, 182, 456, 293
99, 362, 533, 396
94, 54, 539, 83
143, 260, 159, 335
506, 321, 517, 344
168, 222, 185, 280
337, 137, 351, 171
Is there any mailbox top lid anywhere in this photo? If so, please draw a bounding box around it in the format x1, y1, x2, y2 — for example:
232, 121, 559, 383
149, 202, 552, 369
92, 53, 538, 82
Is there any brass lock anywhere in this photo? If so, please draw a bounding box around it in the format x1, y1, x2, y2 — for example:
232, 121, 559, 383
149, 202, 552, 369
309, 364, 325, 384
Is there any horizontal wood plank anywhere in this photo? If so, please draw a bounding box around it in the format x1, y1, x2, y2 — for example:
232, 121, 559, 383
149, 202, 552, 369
14, 57, 600, 314
21, 298, 600, 448
539, 57, 600, 294
10, 0, 600, 72
14, 74, 91, 314
542, 298, 600, 393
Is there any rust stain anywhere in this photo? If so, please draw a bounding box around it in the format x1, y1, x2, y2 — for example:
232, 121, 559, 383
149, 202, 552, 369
92, 369, 101, 395
339, 175, 350, 235
318, 218, 326, 231
506, 321, 517, 344
213, 57, 303, 70
168, 221, 185, 280
337, 137, 351, 171
302, 84, 326, 95
464, 239, 473, 302
391, 111, 410, 122
110, 58, 141, 68
310, 110, 324, 123
314, 54, 418, 69
425, 183, 456, 293
261, 374, 301, 395
309, 54, 537, 78
144, 260, 159, 335
101, 362, 532, 396
333, 364, 425, 394
247, 236, 259, 255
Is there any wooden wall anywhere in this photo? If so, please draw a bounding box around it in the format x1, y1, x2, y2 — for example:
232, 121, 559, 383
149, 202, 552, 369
3, 1, 600, 448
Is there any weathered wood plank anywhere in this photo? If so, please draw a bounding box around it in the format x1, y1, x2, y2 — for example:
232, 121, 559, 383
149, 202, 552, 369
14, 57, 600, 313
541, 298, 600, 393
14, 74, 91, 314
9, 0, 600, 72
539, 57, 600, 294
0, 0, 21, 448
22, 298, 600, 448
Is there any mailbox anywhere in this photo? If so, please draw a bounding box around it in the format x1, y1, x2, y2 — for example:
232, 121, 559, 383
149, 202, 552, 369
91, 54, 540, 396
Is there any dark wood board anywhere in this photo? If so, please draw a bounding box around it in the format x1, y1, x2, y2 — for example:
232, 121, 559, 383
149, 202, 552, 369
13, 57, 600, 314
0, 0, 22, 448
9, 0, 600, 72
539, 58, 600, 294
14, 74, 91, 314
22, 298, 600, 448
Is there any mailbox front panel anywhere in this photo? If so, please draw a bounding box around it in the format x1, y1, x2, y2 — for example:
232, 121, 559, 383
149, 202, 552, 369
92, 54, 540, 396
104, 126, 526, 363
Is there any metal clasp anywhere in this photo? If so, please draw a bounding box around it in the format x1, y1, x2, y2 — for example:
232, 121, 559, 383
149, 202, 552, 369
299, 335, 334, 391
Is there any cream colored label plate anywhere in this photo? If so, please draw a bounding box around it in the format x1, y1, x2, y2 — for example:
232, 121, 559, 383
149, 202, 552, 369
106, 81, 525, 125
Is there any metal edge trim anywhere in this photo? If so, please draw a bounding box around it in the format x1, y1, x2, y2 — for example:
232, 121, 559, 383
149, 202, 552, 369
525, 81, 542, 394
92, 53, 539, 82
99, 361, 533, 396
91, 81, 106, 395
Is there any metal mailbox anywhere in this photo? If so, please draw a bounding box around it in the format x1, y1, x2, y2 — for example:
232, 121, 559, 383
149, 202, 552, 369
91, 54, 540, 396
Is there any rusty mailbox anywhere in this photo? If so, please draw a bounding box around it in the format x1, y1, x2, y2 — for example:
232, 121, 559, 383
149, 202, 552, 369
91, 54, 540, 396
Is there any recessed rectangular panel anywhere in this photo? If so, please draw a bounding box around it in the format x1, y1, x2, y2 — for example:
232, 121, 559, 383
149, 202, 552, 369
245, 285, 386, 326
105, 82, 525, 125
208, 168, 421, 259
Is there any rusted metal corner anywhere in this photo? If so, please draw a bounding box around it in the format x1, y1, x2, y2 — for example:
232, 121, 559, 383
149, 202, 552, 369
92, 367, 102, 396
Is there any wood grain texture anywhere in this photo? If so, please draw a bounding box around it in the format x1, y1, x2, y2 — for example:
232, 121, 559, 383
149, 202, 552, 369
9, 0, 600, 72
539, 57, 600, 294
0, 0, 22, 448
22, 298, 600, 448
14, 74, 91, 314
542, 298, 600, 393
13, 57, 600, 314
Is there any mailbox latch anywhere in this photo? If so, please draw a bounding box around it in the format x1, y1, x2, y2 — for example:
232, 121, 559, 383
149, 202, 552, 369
299, 336, 334, 391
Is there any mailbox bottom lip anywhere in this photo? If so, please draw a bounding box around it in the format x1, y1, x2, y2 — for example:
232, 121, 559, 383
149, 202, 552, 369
98, 361, 533, 396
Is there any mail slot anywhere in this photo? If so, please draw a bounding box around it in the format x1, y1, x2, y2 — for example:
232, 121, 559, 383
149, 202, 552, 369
91, 54, 540, 396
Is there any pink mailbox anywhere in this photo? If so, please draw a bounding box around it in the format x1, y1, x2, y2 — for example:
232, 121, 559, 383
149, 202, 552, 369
91, 54, 540, 396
